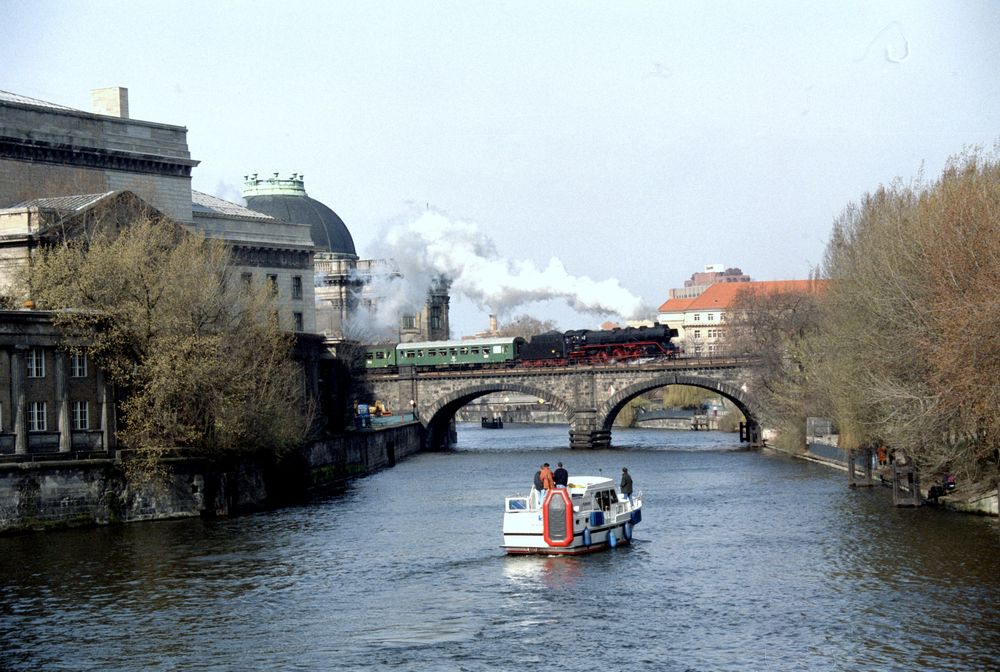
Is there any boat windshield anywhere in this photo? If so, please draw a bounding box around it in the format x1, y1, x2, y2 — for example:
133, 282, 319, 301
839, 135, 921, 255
506, 497, 528, 511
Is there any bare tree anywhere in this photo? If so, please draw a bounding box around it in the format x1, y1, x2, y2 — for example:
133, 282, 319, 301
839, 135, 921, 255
496, 314, 558, 339
20, 213, 311, 481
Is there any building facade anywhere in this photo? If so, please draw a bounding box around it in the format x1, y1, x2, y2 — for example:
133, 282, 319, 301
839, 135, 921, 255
668, 264, 751, 300
0, 311, 114, 456
658, 279, 826, 355
0, 88, 316, 333
243, 173, 449, 343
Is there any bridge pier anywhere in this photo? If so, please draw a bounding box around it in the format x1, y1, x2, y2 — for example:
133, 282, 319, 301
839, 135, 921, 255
569, 412, 611, 449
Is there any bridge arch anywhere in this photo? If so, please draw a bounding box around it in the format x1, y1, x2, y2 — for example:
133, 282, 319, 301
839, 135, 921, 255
599, 373, 761, 434
423, 382, 573, 450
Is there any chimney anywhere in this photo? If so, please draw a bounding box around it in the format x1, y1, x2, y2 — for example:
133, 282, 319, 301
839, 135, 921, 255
91, 87, 129, 118
489, 314, 498, 333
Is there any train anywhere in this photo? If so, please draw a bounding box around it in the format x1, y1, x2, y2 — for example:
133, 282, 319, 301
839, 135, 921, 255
363, 325, 680, 370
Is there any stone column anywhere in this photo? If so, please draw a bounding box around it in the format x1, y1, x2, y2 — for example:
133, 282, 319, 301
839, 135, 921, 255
11, 347, 27, 455
97, 370, 116, 452
55, 350, 71, 452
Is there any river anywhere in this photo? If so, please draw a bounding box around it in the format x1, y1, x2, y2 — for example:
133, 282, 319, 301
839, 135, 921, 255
1, 424, 998, 671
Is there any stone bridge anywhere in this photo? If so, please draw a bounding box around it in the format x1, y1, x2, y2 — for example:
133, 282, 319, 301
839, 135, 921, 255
363, 356, 762, 449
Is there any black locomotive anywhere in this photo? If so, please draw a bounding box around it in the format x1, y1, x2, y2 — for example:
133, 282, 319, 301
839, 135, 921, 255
519, 325, 679, 367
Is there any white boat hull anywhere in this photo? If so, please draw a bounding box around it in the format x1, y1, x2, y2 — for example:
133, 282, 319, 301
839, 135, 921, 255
502, 478, 642, 555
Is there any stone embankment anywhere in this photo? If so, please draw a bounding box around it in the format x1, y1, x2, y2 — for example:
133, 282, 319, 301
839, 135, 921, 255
771, 435, 998, 516
0, 422, 425, 534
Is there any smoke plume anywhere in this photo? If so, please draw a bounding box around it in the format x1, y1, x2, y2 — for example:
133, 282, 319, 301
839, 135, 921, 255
367, 207, 646, 326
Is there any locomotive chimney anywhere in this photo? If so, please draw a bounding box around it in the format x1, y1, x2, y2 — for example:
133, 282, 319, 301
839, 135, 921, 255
489, 314, 498, 333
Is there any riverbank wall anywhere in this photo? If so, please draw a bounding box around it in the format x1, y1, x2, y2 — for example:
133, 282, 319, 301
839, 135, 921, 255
0, 422, 426, 534
769, 436, 999, 517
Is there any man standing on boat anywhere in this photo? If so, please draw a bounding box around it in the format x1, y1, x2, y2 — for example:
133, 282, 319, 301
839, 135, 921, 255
539, 463, 555, 498
621, 467, 634, 501
553, 462, 569, 488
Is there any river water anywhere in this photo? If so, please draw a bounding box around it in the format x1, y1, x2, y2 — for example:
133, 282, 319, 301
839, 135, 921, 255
2, 424, 999, 671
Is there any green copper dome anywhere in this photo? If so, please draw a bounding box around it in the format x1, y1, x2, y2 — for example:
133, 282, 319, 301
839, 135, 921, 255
243, 173, 357, 257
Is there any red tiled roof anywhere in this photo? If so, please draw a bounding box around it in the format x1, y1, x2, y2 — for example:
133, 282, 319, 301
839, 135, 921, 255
686, 279, 828, 311
656, 297, 694, 313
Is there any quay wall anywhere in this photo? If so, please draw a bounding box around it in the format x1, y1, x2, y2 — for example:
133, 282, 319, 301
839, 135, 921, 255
772, 436, 999, 517
0, 422, 425, 534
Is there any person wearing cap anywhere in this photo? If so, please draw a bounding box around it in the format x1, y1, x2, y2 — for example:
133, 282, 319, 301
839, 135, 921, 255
620, 467, 634, 501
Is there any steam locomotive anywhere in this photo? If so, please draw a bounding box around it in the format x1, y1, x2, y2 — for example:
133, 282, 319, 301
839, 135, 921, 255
364, 325, 679, 370
519, 324, 680, 367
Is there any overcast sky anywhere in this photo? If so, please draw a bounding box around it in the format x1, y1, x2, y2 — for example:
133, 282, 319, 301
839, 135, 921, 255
4, 1, 999, 336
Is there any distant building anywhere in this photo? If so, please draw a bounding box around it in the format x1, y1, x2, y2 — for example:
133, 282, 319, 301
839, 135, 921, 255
0, 88, 449, 343
668, 264, 751, 300
242, 173, 450, 343
657, 279, 826, 355
0, 88, 314, 333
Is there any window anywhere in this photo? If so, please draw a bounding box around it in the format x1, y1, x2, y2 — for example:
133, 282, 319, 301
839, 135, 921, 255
70, 352, 88, 378
293, 312, 304, 332
291, 275, 303, 300
430, 306, 442, 329
401, 315, 416, 329
708, 313, 715, 321
27, 348, 45, 378
28, 401, 47, 432
693, 314, 701, 322
266, 274, 278, 295
694, 330, 701, 339
72, 401, 89, 430
241, 272, 253, 287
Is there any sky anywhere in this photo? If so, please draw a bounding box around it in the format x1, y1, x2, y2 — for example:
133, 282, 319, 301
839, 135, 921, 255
3, 1, 999, 337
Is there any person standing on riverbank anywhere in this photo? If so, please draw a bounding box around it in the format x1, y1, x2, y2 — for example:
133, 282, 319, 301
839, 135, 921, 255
621, 467, 633, 501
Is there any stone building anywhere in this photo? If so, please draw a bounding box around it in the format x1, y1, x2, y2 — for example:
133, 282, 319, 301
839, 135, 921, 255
0, 310, 114, 456
242, 173, 450, 343
0, 88, 315, 333
668, 264, 751, 300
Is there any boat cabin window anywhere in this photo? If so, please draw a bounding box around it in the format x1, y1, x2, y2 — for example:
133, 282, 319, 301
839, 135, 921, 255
507, 497, 528, 511
594, 490, 614, 512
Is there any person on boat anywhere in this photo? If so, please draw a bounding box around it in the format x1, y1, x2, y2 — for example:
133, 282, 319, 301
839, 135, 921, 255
620, 467, 634, 501
539, 463, 555, 498
553, 462, 568, 488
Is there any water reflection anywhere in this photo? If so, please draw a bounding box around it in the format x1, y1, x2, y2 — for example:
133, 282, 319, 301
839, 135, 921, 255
1, 427, 998, 671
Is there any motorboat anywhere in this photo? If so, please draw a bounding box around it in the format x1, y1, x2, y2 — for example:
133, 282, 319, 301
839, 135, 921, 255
502, 476, 642, 555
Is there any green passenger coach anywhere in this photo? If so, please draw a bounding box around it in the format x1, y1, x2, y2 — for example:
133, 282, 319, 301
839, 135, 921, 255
364, 345, 398, 369
365, 337, 522, 370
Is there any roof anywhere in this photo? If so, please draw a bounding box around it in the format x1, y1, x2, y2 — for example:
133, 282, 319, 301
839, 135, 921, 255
1, 192, 116, 213
396, 336, 519, 350
686, 279, 829, 311
0, 89, 79, 111
246, 193, 356, 257
657, 297, 694, 313
191, 190, 275, 221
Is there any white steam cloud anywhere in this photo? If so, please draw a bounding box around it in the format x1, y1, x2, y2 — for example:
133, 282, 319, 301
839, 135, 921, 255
365, 208, 646, 329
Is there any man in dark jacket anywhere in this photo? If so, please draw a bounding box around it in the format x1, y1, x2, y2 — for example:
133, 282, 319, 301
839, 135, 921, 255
553, 462, 569, 488
620, 467, 634, 501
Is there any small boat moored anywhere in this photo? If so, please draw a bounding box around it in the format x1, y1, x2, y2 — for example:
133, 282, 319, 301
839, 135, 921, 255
502, 475, 642, 555
481, 416, 504, 429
